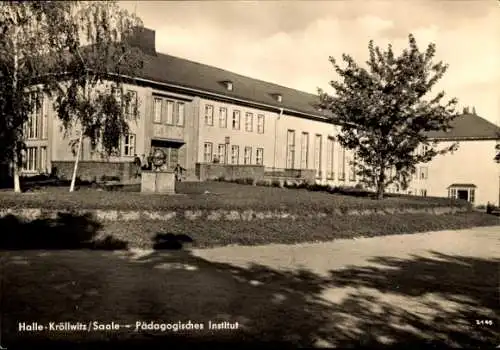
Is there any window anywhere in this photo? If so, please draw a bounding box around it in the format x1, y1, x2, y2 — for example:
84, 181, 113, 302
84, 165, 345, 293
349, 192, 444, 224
470, 189, 475, 203
40, 146, 47, 173
232, 110, 240, 130
245, 112, 253, 132
205, 104, 214, 126
244, 146, 252, 165
419, 144, 429, 156
338, 145, 346, 180
163, 100, 174, 125
41, 96, 48, 139
257, 114, 265, 134
219, 107, 227, 128
349, 154, 356, 181
25, 93, 41, 139
420, 189, 427, 197
123, 134, 135, 156
256, 148, 264, 165
420, 166, 428, 180
22, 147, 38, 172
326, 136, 334, 179
300, 132, 309, 169
218, 144, 227, 164
125, 90, 137, 116
175, 102, 185, 126
203, 142, 213, 163
231, 145, 240, 164
286, 130, 296, 169
153, 98, 162, 123
314, 134, 322, 177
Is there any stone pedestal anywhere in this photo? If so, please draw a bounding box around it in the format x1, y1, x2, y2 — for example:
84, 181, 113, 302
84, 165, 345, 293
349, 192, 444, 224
141, 171, 175, 194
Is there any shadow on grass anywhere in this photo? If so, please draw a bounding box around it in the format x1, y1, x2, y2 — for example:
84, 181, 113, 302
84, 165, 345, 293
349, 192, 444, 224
0, 213, 128, 250
2, 234, 498, 348
152, 232, 194, 250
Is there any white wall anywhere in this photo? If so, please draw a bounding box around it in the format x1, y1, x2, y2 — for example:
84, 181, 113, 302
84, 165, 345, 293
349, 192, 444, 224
420, 140, 500, 205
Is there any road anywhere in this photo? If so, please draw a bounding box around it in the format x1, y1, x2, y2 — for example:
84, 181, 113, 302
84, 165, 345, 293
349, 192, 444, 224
1, 226, 499, 347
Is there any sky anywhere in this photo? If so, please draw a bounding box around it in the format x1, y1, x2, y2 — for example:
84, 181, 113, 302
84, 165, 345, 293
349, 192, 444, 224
119, 0, 500, 125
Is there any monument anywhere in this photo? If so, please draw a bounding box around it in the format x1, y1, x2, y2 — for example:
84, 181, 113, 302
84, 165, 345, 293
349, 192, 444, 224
141, 148, 176, 194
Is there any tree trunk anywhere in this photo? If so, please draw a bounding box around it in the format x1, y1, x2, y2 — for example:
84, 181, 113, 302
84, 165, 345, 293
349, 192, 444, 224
69, 128, 83, 193
376, 167, 385, 200
12, 32, 21, 193
69, 76, 88, 193
13, 147, 21, 193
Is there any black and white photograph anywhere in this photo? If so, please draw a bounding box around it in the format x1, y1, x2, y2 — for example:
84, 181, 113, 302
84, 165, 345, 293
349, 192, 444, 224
0, 0, 498, 347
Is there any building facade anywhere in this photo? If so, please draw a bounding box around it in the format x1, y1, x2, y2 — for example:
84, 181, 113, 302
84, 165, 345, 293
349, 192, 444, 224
18, 27, 500, 206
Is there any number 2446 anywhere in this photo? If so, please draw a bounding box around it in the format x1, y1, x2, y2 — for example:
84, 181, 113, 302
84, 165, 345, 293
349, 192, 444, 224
475, 319, 494, 326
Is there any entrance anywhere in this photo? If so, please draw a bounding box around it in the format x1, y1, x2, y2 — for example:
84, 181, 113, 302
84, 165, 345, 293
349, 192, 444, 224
457, 190, 469, 201
151, 139, 184, 170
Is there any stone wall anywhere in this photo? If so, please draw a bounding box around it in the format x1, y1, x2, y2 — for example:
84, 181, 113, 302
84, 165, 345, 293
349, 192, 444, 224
264, 168, 316, 184
51, 161, 137, 182
195, 163, 265, 182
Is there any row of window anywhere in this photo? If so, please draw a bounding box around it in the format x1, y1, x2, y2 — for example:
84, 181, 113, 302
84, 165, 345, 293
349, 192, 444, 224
21, 146, 48, 172
92, 133, 136, 157
205, 105, 265, 133
285, 130, 355, 181
203, 143, 264, 165
153, 96, 185, 126
24, 93, 49, 140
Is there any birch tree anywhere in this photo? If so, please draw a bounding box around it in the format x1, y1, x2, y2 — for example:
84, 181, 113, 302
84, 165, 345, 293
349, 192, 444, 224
53, 1, 144, 192
0, 1, 73, 192
319, 34, 459, 199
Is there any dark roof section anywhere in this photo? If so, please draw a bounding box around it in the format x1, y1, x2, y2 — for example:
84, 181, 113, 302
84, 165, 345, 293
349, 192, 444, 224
426, 113, 500, 141
448, 184, 477, 188
138, 53, 326, 118
120, 27, 325, 118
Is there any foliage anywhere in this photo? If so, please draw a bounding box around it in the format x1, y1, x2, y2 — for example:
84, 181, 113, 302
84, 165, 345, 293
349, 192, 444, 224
0, 1, 73, 167
319, 34, 459, 199
52, 1, 145, 157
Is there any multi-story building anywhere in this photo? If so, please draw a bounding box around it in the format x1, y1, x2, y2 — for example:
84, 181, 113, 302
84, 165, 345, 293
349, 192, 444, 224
18, 27, 500, 205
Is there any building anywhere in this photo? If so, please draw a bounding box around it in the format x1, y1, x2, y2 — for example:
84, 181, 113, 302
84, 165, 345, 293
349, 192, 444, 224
19, 27, 500, 205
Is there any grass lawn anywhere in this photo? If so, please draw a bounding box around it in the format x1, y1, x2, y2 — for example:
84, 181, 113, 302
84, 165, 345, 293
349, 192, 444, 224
0, 181, 468, 214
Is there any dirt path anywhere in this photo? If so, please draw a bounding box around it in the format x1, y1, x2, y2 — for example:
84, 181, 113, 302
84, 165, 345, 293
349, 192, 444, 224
2, 226, 499, 347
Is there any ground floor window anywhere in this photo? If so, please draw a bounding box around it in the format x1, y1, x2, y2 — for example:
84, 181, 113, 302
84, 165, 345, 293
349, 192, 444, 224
256, 148, 264, 165
21, 146, 48, 173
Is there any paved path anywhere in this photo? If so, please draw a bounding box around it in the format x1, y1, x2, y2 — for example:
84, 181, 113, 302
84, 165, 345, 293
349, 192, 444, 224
193, 226, 499, 273
2, 226, 499, 347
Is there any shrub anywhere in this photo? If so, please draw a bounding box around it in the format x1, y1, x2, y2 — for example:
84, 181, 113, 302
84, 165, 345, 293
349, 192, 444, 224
101, 175, 120, 182
306, 183, 328, 192
235, 178, 247, 185
271, 180, 282, 188
245, 178, 254, 185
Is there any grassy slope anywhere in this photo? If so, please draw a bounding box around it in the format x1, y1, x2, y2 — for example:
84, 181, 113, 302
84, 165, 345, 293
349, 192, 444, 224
0, 181, 468, 214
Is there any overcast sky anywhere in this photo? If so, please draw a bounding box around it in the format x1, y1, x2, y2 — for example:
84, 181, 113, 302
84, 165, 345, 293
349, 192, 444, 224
119, 0, 499, 125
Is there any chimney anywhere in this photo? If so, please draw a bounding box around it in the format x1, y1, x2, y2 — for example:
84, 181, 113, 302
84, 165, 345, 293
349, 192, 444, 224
125, 27, 156, 56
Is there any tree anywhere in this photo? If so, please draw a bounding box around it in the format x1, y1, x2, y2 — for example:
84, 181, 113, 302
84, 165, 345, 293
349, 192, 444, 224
318, 34, 459, 199
0, 1, 74, 192
52, 1, 144, 192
